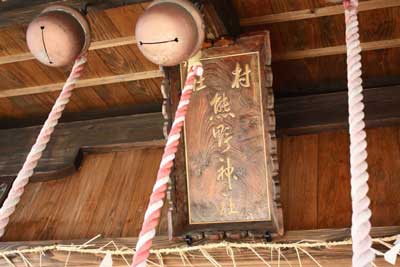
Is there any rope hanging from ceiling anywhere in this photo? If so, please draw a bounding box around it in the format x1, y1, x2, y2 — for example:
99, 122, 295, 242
343, 0, 374, 266
0, 55, 87, 238
130, 54, 203, 267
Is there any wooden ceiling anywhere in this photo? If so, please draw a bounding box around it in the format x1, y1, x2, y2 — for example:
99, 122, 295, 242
0, 2, 163, 126
234, 0, 400, 97
0, 0, 399, 127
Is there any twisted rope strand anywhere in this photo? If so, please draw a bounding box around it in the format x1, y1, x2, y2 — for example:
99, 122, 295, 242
343, 1, 375, 266
131, 64, 203, 267
0, 55, 87, 238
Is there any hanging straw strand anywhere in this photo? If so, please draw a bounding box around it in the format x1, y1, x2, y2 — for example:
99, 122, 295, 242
0, 55, 87, 238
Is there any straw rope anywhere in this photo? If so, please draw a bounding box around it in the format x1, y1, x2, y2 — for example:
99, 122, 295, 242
0, 235, 397, 257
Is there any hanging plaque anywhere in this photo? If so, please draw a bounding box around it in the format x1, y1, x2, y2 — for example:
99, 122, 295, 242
171, 33, 283, 237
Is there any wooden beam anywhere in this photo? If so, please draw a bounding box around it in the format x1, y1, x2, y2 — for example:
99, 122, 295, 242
276, 85, 400, 136
0, 36, 137, 66
273, 38, 400, 62
0, 103, 162, 129
0, 70, 164, 98
240, 0, 400, 26
0, 226, 398, 266
89, 36, 136, 50
0, 0, 152, 28
3, 38, 396, 68
5, 35, 398, 67
4, 81, 392, 140
0, 112, 165, 181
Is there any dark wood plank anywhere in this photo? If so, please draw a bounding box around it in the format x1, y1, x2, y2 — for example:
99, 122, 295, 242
276, 85, 400, 136
368, 127, 400, 226
280, 134, 318, 230
0, 112, 164, 181
317, 130, 351, 229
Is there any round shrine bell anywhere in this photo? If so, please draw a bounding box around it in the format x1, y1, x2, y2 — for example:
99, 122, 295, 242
135, 0, 205, 66
26, 5, 91, 67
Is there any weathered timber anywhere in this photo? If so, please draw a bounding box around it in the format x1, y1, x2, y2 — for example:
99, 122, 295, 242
276, 85, 400, 135
0, 226, 398, 267
0, 112, 164, 182
0, 0, 152, 28
172, 33, 283, 237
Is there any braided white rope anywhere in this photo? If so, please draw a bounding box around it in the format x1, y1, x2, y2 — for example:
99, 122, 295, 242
0, 55, 87, 238
344, 1, 374, 266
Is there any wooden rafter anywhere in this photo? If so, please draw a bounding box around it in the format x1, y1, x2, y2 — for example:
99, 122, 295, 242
0, 0, 152, 28
0, 36, 136, 66
0, 70, 163, 98
273, 38, 400, 62
240, 0, 400, 26
3, 36, 400, 67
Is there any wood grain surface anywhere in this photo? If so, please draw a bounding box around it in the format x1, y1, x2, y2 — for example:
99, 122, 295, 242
280, 126, 400, 230
2, 126, 400, 241
185, 52, 271, 224
2, 148, 167, 241
0, 113, 164, 181
172, 34, 283, 236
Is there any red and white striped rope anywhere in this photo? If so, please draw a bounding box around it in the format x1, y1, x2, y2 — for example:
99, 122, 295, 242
344, 1, 374, 266
131, 63, 203, 267
0, 55, 87, 238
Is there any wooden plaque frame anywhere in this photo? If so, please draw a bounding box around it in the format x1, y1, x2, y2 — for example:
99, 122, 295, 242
170, 33, 283, 238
